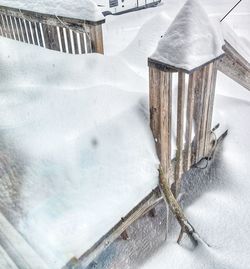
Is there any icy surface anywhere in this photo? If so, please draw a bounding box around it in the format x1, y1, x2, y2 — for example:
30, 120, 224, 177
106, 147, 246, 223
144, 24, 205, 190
150, 0, 225, 71
0, 0, 104, 21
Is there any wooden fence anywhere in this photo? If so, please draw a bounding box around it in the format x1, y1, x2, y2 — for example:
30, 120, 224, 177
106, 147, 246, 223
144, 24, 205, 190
64, 40, 250, 269
0, 5, 105, 54
148, 56, 220, 196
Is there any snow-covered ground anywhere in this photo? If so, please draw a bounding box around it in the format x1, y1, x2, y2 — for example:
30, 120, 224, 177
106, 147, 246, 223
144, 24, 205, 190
0, 0, 249, 268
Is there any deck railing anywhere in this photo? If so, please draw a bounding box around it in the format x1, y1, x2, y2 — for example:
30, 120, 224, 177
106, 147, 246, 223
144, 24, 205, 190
0, 5, 105, 54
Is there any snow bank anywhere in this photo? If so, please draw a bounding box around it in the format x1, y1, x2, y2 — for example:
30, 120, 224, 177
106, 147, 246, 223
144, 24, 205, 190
0, 37, 158, 268
0, 0, 104, 21
150, 0, 225, 72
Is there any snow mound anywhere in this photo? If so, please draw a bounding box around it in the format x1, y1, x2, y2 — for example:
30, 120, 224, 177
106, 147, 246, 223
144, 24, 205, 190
150, 0, 225, 72
0, 37, 158, 268
0, 0, 104, 21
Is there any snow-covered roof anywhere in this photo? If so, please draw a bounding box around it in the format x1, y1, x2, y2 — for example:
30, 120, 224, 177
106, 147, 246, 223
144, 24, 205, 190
150, 0, 225, 72
0, 0, 104, 22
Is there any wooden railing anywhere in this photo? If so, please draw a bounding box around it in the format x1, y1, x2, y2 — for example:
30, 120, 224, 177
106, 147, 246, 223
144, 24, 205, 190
0, 5, 105, 54
217, 41, 250, 91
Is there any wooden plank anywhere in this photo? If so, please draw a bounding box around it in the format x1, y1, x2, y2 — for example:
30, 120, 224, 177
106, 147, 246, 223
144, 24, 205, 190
42, 24, 60, 51
0, 14, 6, 37
25, 20, 33, 44
20, 18, 28, 43
15, 17, 23, 42
36, 22, 44, 47
30, 21, 38, 45
183, 72, 196, 171
0, 212, 49, 269
174, 71, 185, 196
73, 31, 79, 54
73, 188, 162, 269
2, 14, 10, 38
199, 63, 214, 157
0, 245, 18, 269
149, 66, 160, 157
205, 62, 218, 155
65, 28, 72, 53
59, 27, 66, 52
6, 15, 15, 39
159, 70, 172, 177
217, 50, 250, 91
10, 16, 19, 40
79, 33, 86, 54
89, 24, 104, 54
192, 67, 205, 164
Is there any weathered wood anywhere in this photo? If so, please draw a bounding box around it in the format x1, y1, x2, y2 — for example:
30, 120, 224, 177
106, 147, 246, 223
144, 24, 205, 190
2, 14, 10, 38
199, 62, 215, 156
11, 16, 19, 40
159, 70, 172, 176
79, 32, 86, 54
149, 66, 160, 156
30, 21, 38, 45
205, 63, 218, 155
0, 212, 49, 269
36, 22, 44, 47
25, 20, 33, 44
6, 15, 15, 39
0, 245, 18, 269
89, 24, 104, 54
198, 64, 213, 158
72, 188, 162, 268
217, 42, 250, 91
184, 72, 196, 171
42, 24, 60, 51
174, 71, 186, 196
59, 27, 66, 52
73, 31, 79, 54
65, 28, 73, 53
159, 167, 197, 245
0, 4, 105, 54
20, 18, 28, 43
192, 67, 206, 163
15, 18, 23, 42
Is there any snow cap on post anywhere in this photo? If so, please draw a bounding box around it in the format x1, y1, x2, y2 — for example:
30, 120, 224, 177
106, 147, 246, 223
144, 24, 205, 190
149, 0, 225, 73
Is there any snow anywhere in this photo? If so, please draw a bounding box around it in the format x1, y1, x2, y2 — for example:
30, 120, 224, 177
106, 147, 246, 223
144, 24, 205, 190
0, 0, 104, 21
0, 0, 249, 268
150, 0, 225, 72
0, 38, 159, 267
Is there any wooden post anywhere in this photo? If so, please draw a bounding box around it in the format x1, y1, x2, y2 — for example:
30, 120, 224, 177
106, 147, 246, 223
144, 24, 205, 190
89, 24, 104, 54
149, 57, 221, 197
149, 61, 174, 179
174, 71, 186, 196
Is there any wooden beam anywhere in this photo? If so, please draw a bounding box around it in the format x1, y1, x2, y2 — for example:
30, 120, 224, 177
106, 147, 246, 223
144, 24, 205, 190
218, 41, 250, 91
184, 72, 196, 171
0, 212, 49, 269
72, 188, 162, 269
174, 71, 186, 196
159, 70, 172, 176
89, 24, 104, 54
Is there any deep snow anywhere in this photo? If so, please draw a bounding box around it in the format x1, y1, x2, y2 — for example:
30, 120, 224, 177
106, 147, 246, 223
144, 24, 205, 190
0, 0, 249, 268
0, 0, 104, 21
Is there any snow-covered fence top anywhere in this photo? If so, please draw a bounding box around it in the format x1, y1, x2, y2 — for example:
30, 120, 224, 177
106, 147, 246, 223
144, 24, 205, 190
0, 1, 105, 54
